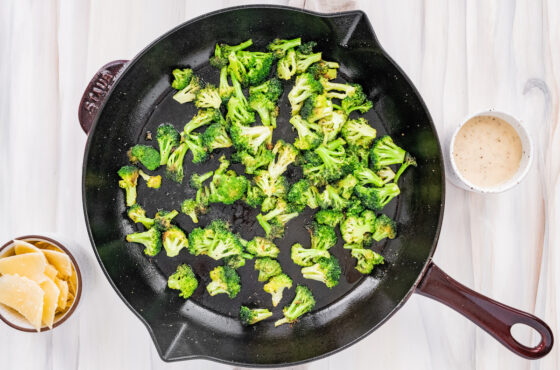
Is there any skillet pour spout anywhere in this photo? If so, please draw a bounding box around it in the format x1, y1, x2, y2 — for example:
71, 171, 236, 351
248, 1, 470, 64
80, 5, 553, 366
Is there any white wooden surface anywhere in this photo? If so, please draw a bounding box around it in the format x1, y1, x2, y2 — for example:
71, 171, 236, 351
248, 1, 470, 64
1, 0, 559, 369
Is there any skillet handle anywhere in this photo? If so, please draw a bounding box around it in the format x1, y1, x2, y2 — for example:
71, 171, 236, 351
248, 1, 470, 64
78, 60, 129, 134
416, 262, 553, 359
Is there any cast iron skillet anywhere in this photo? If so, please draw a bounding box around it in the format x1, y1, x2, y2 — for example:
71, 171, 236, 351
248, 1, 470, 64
79, 5, 553, 366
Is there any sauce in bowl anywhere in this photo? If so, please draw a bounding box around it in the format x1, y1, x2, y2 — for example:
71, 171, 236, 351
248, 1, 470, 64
452, 115, 523, 188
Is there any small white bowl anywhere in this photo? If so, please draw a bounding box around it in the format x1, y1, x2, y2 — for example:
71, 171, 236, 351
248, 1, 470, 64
446, 110, 533, 193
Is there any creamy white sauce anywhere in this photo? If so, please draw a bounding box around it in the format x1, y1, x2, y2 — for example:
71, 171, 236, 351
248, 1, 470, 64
453, 115, 522, 187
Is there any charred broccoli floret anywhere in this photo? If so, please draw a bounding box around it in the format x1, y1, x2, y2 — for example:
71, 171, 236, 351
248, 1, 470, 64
318, 185, 349, 211
236, 50, 274, 86
318, 110, 347, 143
267, 38, 302, 58
342, 118, 377, 148
254, 257, 282, 282
126, 227, 161, 256
153, 209, 179, 231
346, 198, 365, 216
308, 60, 339, 80
288, 73, 323, 114
340, 211, 376, 244
167, 264, 198, 299
353, 165, 384, 187
297, 41, 317, 54
277, 49, 297, 80
339, 84, 372, 114
201, 123, 232, 152
377, 167, 396, 184
246, 237, 280, 258
249, 93, 279, 128
208, 156, 248, 205
165, 142, 189, 183
218, 66, 234, 101
309, 222, 337, 251
372, 214, 397, 241
244, 182, 266, 208
344, 244, 384, 274
291, 243, 330, 267
263, 273, 293, 307
253, 171, 289, 211
183, 108, 223, 136
206, 265, 241, 298
354, 183, 401, 211
239, 306, 273, 326
232, 146, 274, 174
226, 72, 255, 125
300, 94, 333, 123
230, 122, 273, 155
289, 115, 323, 150
181, 187, 209, 223
225, 254, 250, 270
118, 165, 140, 206
138, 170, 161, 189
301, 256, 341, 288
303, 138, 348, 186
319, 79, 357, 100
156, 123, 180, 165
162, 226, 189, 257
295, 50, 322, 74
171, 68, 194, 90
287, 179, 320, 211
249, 78, 283, 102
210, 39, 253, 68
188, 220, 243, 260
274, 285, 315, 326
183, 133, 209, 164
195, 83, 221, 109
335, 174, 358, 199
171, 69, 201, 104
315, 209, 343, 227
256, 199, 299, 239
370, 136, 407, 169
190, 171, 214, 190
267, 140, 299, 180
393, 152, 417, 183
127, 204, 154, 228
128, 145, 161, 171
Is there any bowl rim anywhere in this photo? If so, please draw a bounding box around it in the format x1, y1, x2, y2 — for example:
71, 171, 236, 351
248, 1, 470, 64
448, 109, 533, 193
0, 235, 83, 333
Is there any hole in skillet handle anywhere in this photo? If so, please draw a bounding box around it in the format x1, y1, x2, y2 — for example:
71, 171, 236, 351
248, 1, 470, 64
416, 262, 553, 359
78, 60, 129, 134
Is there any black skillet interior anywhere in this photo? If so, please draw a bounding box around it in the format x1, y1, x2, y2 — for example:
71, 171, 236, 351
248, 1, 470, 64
83, 6, 443, 366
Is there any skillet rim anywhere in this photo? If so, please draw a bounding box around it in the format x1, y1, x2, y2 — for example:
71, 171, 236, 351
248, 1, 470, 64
81, 4, 446, 366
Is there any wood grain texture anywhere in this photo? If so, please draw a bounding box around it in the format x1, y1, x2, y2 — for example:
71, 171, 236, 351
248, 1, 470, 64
0, 0, 558, 369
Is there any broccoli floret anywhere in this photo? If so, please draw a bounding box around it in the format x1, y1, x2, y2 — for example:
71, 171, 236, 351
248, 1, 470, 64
341, 118, 377, 149
377, 166, 396, 184
300, 94, 333, 123
354, 183, 400, 211
173, 73, 201, 104
319, 79, 357, 100
181, 187, 209, 224
288, 73, 323, 114
210, 39, 253, 68
246, 237, 280, 258
127, 204, 155, 228
267, 38, 302, 58
230, 122, 272, 155
188, 220, 243, 260
263, 273, 293, 307
128, 145, 161, 171
118, 165, 140, 206
343, 244, 384, 274
208, 156, 248, 205
277, 49, 297, 80
206, 266, 241, 298
189, 171, 214, 189
312, 137, 348, 181
318, 110, 347, 143
195, 83, 222, 109
274, 285, 315, 326
315, 209, 344, 227
225, 254, 248, 269
291, 243, 330, 267
307, 60, 339, 80
337, 84, 372, 114
309, 222, 337, 250
126, 227, 162, 256
346, 198, 365, 216
287, 179, 320, 210
138, 170, 161, 189
297, 41, 317, 55
236, 50, 274, 86
218, 66, 234, 101
201, 123, 232, 152
254, 257, 282, 282
372, 214, 397, 241
183, 133, 209, 164
295, 51, 322, 74
353, 165, 384, 187
227, 52, 248, 85
301, 256, 341, 288
168, 264, 198, 299
156, 123, 180, 165
268, 140, 298, 180
347, 145, 370, 168
393, 152, 417, 183
249, 93, 279, 128
256, 199, 299, 239
162, 226, 189, 257
340, 211, 375, 244
154, 209, 178, 231
370, 136, 407, 169
239, 306, 272, 326
171, 68, 194, 90
244, 183, 265, 209
336, 174, 358, 199
253, 171, 289, 210
183, 108, 223, 136
318, 184, 349, 211
165, 142, 189, 183
249, 78, 283, 102
289, 115, 323, 150
232, 146, 274, 174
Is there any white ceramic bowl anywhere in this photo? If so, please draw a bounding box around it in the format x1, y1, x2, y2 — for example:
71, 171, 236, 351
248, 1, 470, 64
446, 110, 533, 193
0, 235, 83, 332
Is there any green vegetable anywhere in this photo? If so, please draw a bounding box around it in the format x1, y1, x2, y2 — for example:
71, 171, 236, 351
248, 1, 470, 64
246, 237, 280, 258
240, 306, 272, 325
263, 273, 293, 307
354, 183, 401, 211
138, 170, 161, 189
372, 214, 397, 242
118, 165, 139, 206
314, 209, 343, 227
126, 227, 161, 257
344, 244, 384, 274
168, 264, 198, 299
309, 222, 337, 251
301, 256, 341, 288
274, 285, 315, 326
156, 123, 180, 165
369, 135, 406, 169
206, 265, 241, 298
162, 226, 189, 257
254, 257, 282, 282
127, 204, 154, 229
291, 243, 330, 267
